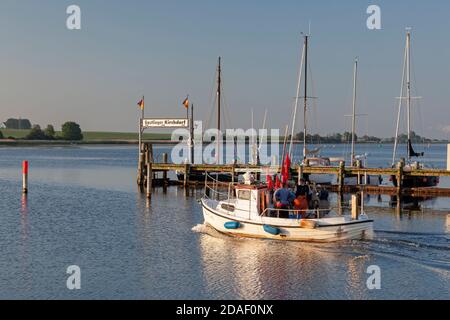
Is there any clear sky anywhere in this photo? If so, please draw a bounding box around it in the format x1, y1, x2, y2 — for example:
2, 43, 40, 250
1, 0, 449, 138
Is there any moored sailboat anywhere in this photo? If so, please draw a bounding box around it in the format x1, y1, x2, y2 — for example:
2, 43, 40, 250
391, 29, 439, 188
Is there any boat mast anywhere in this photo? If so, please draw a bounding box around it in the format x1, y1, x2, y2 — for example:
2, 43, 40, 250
392, 33, 408, 166
303, 35, 308, 160
351, 58, 358, 166
216, 57, 222, 164
406, 30, 412, 160
288, 37, 305, 159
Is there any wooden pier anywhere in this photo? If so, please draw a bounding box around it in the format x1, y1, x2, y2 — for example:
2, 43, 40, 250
137, 152, 450, 198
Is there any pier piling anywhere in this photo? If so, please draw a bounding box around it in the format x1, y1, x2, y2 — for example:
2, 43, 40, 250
162, 153, 168, 185
147, 163, 153, 199
447, 144, 450, 171
338, 161, 345, 192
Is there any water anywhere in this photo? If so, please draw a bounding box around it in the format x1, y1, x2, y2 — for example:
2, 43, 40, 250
0, 144, 448, 299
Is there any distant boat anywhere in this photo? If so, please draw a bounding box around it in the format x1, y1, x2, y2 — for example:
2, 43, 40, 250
391, 29, 439, 188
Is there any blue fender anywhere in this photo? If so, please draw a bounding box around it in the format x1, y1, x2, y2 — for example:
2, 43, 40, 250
224, 221, 241, 229
263, 225, 280, 235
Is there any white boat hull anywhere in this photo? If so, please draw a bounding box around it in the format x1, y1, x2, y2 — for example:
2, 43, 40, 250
201, 199, 373, 243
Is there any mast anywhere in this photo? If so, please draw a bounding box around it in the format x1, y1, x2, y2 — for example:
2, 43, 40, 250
288, 38, 305, 159
216, 57, 222, 164
351, 58, 358, 166
392, 34, 408, 166
406, 30, 412, 160
303, 35, 308, 160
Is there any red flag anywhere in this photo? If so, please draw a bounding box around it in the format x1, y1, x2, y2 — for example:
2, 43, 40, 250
275, 175, 282, 189
266, 175, 274, 190
282, 154, 291, 184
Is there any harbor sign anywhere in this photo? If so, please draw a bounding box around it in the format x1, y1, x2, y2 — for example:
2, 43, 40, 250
142, 118, 189, 129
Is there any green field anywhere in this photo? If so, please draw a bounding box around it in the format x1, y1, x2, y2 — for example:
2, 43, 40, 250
0, 129, 171, 141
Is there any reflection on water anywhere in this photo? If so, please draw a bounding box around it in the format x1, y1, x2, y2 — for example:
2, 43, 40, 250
0, 146, 448, 299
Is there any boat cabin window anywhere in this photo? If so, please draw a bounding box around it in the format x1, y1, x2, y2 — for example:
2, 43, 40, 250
237, 190, 251, 201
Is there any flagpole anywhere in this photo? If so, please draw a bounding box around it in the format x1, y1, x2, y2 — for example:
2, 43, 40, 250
139, 96, 144, 153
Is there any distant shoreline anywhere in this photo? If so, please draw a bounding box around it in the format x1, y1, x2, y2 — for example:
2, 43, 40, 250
0, 139, 448, 147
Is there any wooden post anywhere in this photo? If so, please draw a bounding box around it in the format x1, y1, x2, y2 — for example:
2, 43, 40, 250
22, 161, 28, 194
351, 193, 360, 220
231, 164, 235, 184
137, 152, 145, 186
162, 153, 168, 184
146, 163, 152, 198
397, 159, 404, 194
447, 144, 450, 171
338, 161, 345, 193
356, 159, 361, 185
184, 164, 190, 188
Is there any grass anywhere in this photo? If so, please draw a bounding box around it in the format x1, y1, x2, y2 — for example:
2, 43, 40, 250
0, 129, 171, 141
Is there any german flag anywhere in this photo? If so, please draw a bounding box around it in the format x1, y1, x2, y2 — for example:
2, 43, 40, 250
182, 97, 189, 109
137, 97, 144, 110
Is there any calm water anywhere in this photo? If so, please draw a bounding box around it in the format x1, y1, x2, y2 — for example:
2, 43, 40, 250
0, 144, 448, 299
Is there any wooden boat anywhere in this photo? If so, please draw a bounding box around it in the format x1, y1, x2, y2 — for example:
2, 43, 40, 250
200, 175, 373, 242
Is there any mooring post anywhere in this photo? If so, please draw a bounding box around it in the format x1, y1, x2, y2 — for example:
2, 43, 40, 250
355, 159, 361, 185
162, 153, 168, 184
22, 160, 28, 194
146, 162, 152, 199
447, 144, 450, 171
184, 164, 190, 188
137, 152, 145, 187
338, 161, 345, 192
397, 158, 405, 194
351, 193, 360, 220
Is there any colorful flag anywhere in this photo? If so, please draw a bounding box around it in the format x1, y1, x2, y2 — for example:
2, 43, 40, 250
275, 175, 282, 189
182, 97, 189, 109
137, 97, 144, 110
266, 175, 274, 190
281, 154, 291, 184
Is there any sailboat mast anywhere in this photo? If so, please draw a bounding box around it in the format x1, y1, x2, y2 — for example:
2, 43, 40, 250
406, 30, 412, 160
288, 38, 305, 159
217, 57, 222, 164
303, 35, 308, 160
351, 58, 358, 166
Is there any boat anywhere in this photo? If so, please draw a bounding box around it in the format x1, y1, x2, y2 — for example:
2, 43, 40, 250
343, 58, 382, 186
200, 174, 374, 242
391, 29, 439, 188
289, 34, 333, 184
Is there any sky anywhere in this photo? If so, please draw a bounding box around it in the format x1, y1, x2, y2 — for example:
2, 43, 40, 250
0, 0, 449, 139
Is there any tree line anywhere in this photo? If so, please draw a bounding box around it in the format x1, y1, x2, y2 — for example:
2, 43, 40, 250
292, 131, 444, 144
0, 121, 83, 141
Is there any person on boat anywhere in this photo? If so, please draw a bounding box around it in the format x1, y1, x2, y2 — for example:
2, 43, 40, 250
273, 184, 295, 218
294, 179, 309, 218
315, 185, 330, 216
